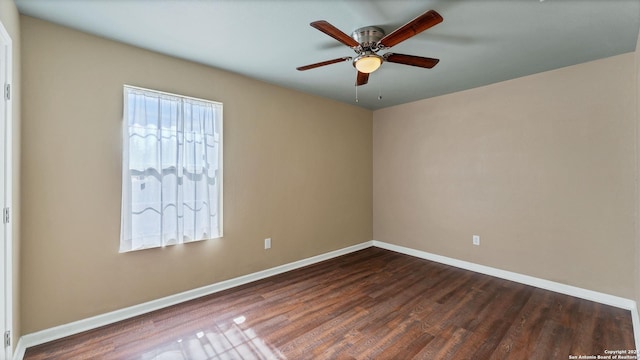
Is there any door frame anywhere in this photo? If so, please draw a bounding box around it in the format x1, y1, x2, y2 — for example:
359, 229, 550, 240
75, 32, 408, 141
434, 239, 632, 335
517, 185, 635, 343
0, 17, 13, 360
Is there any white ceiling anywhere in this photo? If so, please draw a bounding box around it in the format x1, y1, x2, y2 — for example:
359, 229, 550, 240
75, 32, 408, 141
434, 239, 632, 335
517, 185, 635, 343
15, 0, 640, 110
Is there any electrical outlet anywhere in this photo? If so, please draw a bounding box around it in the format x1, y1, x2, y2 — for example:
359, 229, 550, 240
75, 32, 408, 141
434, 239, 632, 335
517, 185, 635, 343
264, 238, 271, 250
473, 235, 480, 246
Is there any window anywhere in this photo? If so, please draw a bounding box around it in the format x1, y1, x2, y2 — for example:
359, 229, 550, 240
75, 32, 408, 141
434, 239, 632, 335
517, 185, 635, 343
120, 86, 223, 252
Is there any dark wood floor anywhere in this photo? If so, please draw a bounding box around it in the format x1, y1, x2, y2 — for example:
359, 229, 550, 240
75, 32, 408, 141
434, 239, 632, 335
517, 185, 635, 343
24, 247, 635, 360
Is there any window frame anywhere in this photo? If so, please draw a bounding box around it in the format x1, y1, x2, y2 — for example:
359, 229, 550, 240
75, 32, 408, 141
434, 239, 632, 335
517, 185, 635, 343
120, 85, 223, 252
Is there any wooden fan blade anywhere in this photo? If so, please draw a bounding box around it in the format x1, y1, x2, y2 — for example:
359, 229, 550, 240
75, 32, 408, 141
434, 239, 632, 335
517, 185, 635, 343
297, 57, 351, 71
356, 71, 369, 86
311, 20, 360, 48
384, 53, 440, 68
379, 10, 443, 48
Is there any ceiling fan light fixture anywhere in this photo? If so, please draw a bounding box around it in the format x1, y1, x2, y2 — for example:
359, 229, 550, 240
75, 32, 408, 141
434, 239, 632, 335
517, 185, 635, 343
354, 54, 382, 74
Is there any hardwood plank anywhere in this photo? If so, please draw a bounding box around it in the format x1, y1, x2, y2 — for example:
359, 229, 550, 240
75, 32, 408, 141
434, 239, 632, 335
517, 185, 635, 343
529, 320, 574, 360
24, 247, 635, 360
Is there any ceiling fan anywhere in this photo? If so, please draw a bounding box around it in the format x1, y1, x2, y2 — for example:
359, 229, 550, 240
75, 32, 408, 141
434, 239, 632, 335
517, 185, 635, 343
297, 9, 443, 86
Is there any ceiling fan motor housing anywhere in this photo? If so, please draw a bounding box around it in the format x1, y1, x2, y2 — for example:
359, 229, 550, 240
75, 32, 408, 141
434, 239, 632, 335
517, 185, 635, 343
351, 26, 385, 50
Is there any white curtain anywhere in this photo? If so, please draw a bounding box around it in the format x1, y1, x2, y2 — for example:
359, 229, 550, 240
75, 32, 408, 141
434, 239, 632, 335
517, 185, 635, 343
120, 86, 222, 252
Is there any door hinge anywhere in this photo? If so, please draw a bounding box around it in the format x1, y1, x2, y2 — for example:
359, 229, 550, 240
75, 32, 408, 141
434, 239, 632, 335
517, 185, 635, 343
2, 207, 9, 224
4, 83, 9, 101
3, 331, 9, 347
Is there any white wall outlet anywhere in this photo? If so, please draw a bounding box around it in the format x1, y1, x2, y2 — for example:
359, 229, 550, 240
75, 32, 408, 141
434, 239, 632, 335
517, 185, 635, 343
264, 238, 271, 250
473, 235, 480, 246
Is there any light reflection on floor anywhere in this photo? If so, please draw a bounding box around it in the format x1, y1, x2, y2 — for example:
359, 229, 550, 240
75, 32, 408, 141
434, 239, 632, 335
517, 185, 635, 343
140, 315, 285, 360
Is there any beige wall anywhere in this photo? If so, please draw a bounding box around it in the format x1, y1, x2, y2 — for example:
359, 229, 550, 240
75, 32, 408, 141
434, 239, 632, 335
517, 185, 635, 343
0, 0, 20, 344
20, 16, 372, 333
374, 53, 637, 299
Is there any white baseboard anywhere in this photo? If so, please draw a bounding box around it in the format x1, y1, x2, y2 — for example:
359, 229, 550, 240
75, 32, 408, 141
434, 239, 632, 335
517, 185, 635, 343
372, 241, 636, 309
14, 241, 373, 359
12, 338, 24, 360
13, 240, 640, 359
632, 306, 640, 353
372, 240, 640, 351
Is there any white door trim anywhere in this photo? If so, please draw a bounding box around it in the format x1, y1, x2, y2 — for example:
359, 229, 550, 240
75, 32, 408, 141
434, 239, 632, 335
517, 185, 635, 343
0, 17, 13, 360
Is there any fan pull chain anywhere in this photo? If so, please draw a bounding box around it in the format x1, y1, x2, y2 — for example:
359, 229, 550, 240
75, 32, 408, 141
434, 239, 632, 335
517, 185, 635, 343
355, 82, 359, 103
378, 76, 383, 101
